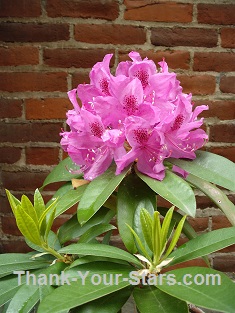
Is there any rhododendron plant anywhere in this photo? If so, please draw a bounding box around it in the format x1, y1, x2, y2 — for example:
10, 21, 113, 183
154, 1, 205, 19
2, 52, 235, 313
60, 52, 208, 181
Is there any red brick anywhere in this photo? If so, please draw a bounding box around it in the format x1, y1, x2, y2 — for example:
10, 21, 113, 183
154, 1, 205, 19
0, 0, 41, 17
1, 216, 21, 236
43, 48, 115, 68
195, 195, 215, 209
194, 100, 235, 121
0, 72, 67, 92
46, 0, 119, 20
0, 46, 39, 66
0, 147, 21, 164
151, 27, 218, 47
220, 76, 235, 94
221, 28, 235, 48
75, 24, 146, 45
0, 240, 32, 253
2, 170, 49, 191
26, 147, 60, 165
72, 72, 90, 89
213, 255, 235, 272
124, 1, 193, 23
208, 147, 235, 163
178, 75, 216, 95
118, 50, 190, 70
0, 23, 69, 42
25, 98, 72, 120
0, 122, 63, 143
212, 215, 232, 231
0, 99, 22, 118
197, 4, 235, 25
194, 52, 235, 72
209, 124, 235, 143
187, 217, 209, 233
0, 195, 12, 214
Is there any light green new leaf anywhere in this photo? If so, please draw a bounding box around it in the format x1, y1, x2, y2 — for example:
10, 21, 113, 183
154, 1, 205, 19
133, 286, 188, 313
34, 189, 46, 219
117, 173, 155, 254
140, 209, 153, 251
169, 150, 235, 191
168, 226, 235, 266
160, 207, 174, 253
38, 199, 57, 232
157, 267, 235, 313
6, 284, 39, 313
164, 215, 187, 259
153, 211, 162, 262
15, 205, 41, 246
58, 243, 142, 267
136, 169, 196, 217
186, 174, 235, 226
44, 207, 56, 240
21, 195, 39, 226
37, 262, 133, 313
0, 254, 49, 279
41, 157, 82, 189
54, 185, 87, 217
5, 189, 21, 215
78, 164, 129, 226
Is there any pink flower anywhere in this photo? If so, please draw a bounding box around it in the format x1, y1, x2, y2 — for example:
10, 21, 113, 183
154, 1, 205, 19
60, 52, 208, 180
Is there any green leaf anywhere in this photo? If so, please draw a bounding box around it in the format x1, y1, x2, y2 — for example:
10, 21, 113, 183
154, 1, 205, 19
46, 182, 74, 207
168, 226, 235, 266
15, 206, 42, 245
5, 189, 21, 215
160, 207, 174, 253
44, 207, 56, 240
78, 164, 129, 226
164, 215, 187, 259
54, 185, 87, 217
78, 224, 116, 243
57, 207, 114, 245
41, 157, 82, 189
21, 195, 39, 225
0, 275, 21, 306
140, 209, 153, 251
58, 243, 142, 267
185, 174, 235, 226
117, 173, 156, 254
26, 231, 61, 253
169, 150, 235, 191
34, 188, 46, 219
136, 169, 196, 217
133, 286, 188, 313
156, 267, 235, 313
37, 262, 133, 313
6, 284, 39, 313
153, 211, 162, 262
75, 286, 133, 313
0, 254, 49, 279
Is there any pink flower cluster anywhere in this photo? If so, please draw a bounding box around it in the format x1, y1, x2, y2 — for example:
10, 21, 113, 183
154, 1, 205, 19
60, 52, 208, 181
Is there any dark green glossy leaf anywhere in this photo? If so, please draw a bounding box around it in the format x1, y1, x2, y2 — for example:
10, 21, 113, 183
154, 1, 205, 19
157, 267, 235, 313
37, 262, 133, 313
78, 224, 116, 243
133, 286, 188, 313
169, 226, 235, 266
57, 207, 114, 244
169, 150, 235, 191
186, 174, 235, 226
0, 254, 49, 279
41, 157, 82, 189
136, 169, 196, 217
117, 173, 156, 254
55, 185, 87, 217
74, 286, 133, 313
6, 285, 39, 313
0, 275, 21, 306
58, 243, 142, 267
78, 164, 129, 226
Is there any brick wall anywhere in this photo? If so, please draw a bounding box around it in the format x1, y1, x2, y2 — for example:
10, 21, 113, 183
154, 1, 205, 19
0, 0, 234, 271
